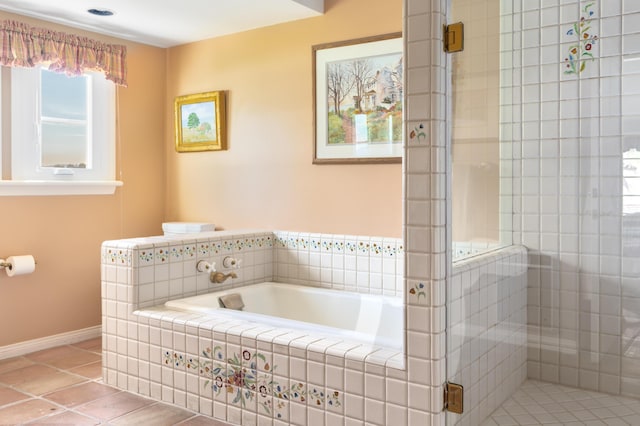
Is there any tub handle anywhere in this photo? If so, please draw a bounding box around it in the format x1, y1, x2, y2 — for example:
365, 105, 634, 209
196, 260, 216, 273
222, 256, 242, 269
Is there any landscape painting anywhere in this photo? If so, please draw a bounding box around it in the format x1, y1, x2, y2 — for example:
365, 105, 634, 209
181, 101, 216, 143
313, 33, 403, 164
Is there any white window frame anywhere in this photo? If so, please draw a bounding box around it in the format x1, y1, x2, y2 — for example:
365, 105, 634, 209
0, 66, 122, 196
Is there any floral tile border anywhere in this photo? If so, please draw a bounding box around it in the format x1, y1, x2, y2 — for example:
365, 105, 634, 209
274, 233, 403, 258
135, 234, 273, 265
163, 348, 342, 416
102, 248, 132, 266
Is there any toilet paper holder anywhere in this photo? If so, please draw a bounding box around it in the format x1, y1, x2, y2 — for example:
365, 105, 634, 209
0, 256, 37, 270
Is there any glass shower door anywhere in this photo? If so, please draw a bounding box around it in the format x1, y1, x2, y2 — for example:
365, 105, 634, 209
446, 0, 516, 424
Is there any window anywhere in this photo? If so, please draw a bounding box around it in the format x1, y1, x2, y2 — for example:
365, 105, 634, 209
1, 66, 121, 195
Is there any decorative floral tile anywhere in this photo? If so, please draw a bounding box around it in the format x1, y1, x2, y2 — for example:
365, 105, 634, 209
563, 1, 598, 75
222, 240, 234, 253
370, 241, 383, 256
255, 235, 271, 248
138, 249, 154, 265
183, 244, 196, 258
273, 396, 289, 421
211, 241, 222, 255
286, 236, 298, 249
257, 390, 273, 416
310, 235, 321, 251
275, 235, 287, 248
233, 239, 246, 251
230, 382, 253, 406
169, 246, 184, 262
164, 350, 186, 370
357, 240, 370, 255
326, 389, 343, 412
154, 247, 169, 264
256, 351, 273, 373
288, 381, 306, 403
409, 123, 426, 142
383, 243, 399, 258
321, 239, 333, 252
408, 281, 427, 302
308, 386, 325, 407
103, 248, 131, 265
298, 236, 309, 250
272, 379, 289, 400
197, 243, 210, 257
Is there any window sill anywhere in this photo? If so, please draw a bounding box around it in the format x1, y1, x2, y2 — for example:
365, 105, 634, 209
0, 180, 123, 196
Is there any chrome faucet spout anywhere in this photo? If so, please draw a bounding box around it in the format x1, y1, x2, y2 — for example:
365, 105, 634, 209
210, 271, 237, 284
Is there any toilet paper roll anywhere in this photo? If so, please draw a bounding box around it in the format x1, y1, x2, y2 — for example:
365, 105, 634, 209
5, 255, 36, 277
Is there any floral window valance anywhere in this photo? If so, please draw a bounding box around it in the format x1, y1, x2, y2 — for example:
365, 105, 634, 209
0, 20, 127, 86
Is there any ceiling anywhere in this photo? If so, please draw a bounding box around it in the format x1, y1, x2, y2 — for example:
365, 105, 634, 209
0, 0, 325, 47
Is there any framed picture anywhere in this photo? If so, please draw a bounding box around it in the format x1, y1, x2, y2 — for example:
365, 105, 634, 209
313, 33, 403, 164
175, 91, 226, 152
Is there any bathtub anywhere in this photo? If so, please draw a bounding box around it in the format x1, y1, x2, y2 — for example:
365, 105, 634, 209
165, 282, 404, 350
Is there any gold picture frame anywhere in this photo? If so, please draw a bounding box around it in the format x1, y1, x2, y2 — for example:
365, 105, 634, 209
175, 91, 226, 152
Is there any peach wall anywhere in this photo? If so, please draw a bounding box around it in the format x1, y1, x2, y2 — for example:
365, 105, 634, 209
165, 0, 403, 237
0, 12, 166, 346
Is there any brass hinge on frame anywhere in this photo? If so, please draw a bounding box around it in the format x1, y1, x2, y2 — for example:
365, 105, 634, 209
444, 22, 464, 53
444, 382, 464, 414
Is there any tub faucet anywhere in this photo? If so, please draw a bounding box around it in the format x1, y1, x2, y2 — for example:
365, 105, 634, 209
210, 271, 237, 284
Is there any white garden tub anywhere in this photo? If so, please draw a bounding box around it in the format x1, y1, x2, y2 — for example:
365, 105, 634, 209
165, 282, 403, 350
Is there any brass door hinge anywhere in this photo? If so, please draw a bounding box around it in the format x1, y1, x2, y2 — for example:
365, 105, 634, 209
444, 382, 464, 414
444, 22, 464, 53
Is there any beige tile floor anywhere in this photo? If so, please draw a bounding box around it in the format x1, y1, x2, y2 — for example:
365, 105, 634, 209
0, 338, 230, 425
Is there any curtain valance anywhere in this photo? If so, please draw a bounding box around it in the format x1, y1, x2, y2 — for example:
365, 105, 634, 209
0, 20, 127, 86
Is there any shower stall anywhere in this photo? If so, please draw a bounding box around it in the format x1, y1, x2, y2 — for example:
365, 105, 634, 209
405, 0, 640, 424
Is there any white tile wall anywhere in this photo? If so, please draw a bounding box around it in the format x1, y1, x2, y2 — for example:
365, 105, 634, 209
447, 247, 528, 426
273, 232, 404, 296
404, 1, 450, 424
503, 0, 640, 399
452, 241, 502, 261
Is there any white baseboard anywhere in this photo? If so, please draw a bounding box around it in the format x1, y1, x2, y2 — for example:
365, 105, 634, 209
0, 325, 102, 360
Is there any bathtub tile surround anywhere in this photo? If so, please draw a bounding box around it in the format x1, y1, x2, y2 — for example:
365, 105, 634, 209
102, 228, 526, 425
102, 229, 405, 426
